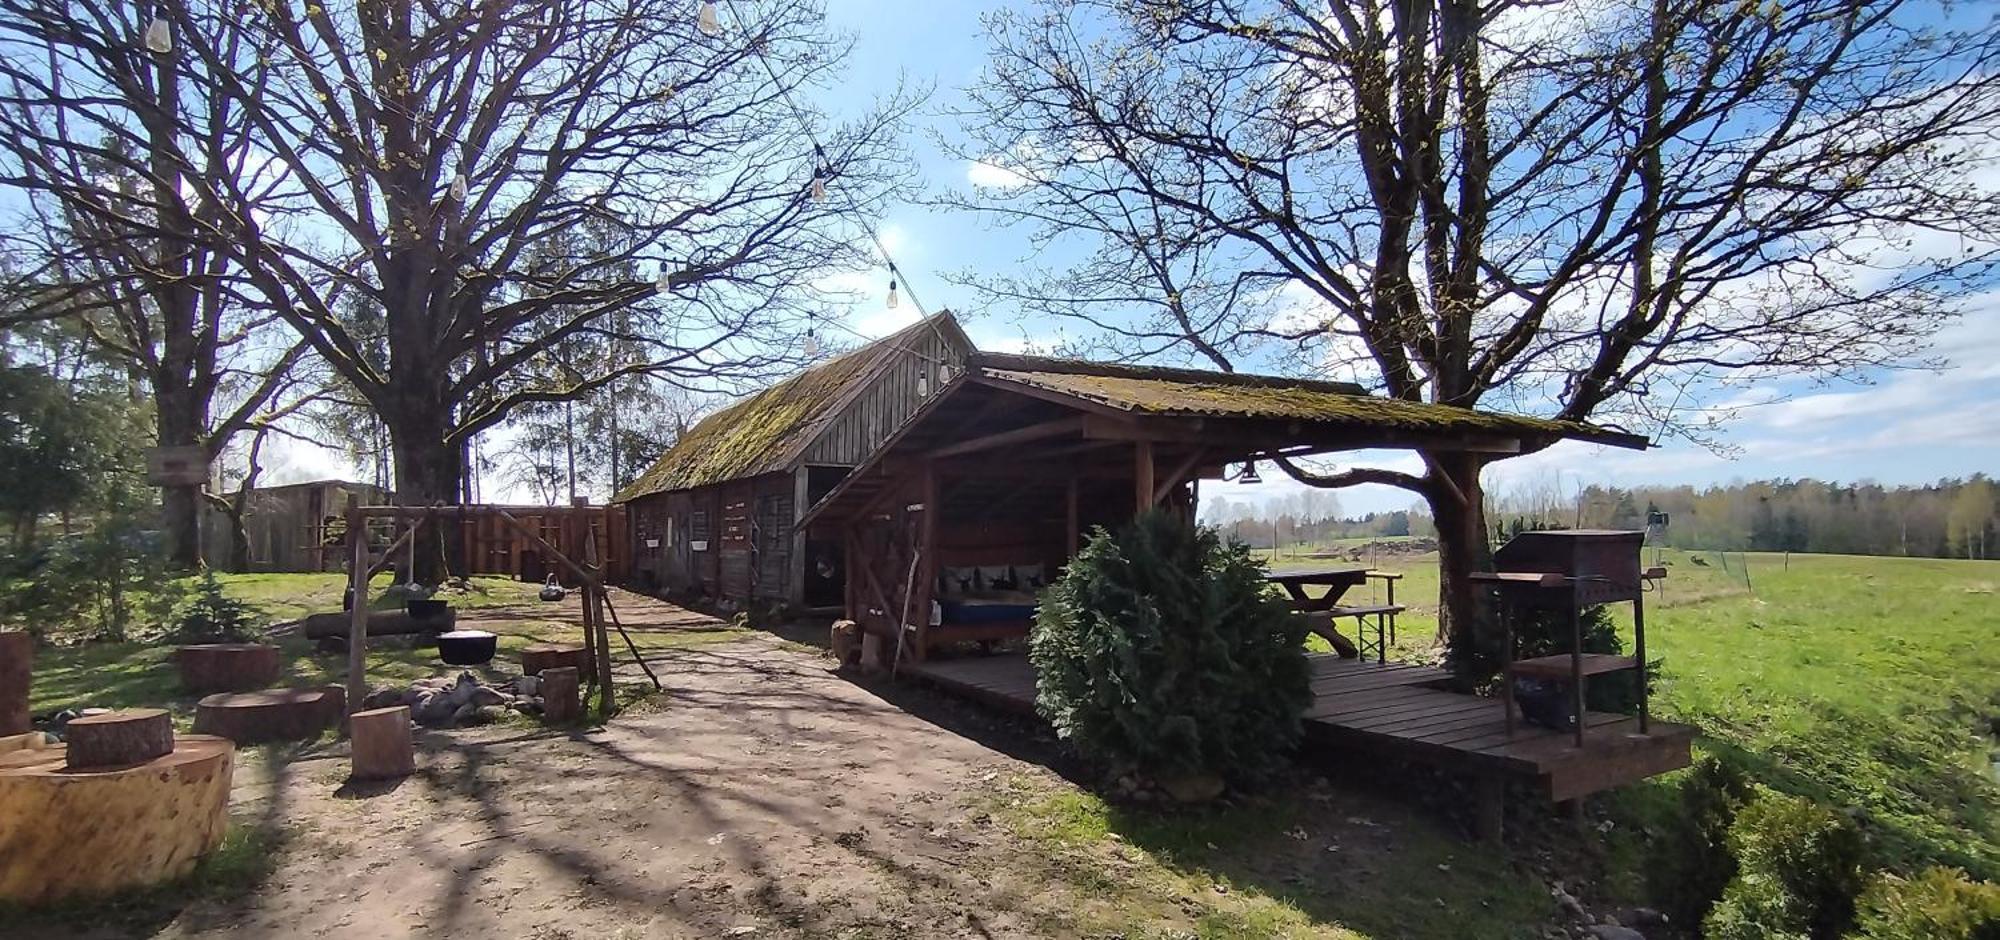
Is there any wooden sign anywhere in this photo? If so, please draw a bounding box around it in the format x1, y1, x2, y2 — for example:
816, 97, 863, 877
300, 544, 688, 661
145, 446, 209, 487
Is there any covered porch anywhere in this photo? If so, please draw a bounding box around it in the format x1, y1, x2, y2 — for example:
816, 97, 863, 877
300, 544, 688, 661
801, 352, 1647, 661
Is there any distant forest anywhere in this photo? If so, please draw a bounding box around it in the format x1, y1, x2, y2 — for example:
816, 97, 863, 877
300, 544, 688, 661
1508, 476, 1997, 560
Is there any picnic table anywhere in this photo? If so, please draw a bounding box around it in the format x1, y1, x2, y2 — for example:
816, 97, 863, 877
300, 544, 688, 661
1264, 566, 1406, 660
1264, 566, 1371, 611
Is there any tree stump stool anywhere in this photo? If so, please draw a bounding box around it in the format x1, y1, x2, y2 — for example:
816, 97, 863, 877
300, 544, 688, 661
541, 666, 581, 723
349, 706, 414, 781
318, 684, 347, 727
174, 643, 280, 694
65, 709, 173, 769
0, 630, 30, 736
193, 689, 335, 744
0, 734, 232, 903
519, 643, 589, 678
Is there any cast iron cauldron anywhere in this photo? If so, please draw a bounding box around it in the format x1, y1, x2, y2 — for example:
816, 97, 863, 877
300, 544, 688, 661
436, 630, 497, 666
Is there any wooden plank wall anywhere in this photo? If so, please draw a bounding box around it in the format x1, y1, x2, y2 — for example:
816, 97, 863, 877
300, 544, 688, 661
802, 326, 967, 466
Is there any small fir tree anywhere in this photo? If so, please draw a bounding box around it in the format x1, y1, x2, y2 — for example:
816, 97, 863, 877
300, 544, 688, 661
1031, 510, 1311, 791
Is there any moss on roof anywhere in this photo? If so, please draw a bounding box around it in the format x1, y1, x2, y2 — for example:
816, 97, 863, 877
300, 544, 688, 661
611, 344, 885, 502
979, 368, 1644, 447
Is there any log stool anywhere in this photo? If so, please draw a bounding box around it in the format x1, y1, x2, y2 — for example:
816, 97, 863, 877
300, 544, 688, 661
349, 706, 414, 781
519, 642, 589, 678
174, 643, 280, 694
193, 688, 336, 744
65, 709, 173, 769
541, 666, 581, 724
0, 630, 30, 737
0, 733, 232, 903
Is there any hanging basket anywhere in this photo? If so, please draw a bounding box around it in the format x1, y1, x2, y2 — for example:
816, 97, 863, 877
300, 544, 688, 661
538, 575, 566, 603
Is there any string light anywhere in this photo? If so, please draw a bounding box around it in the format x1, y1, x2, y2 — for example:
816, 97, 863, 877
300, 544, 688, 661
697, 0, 721, 37
448, 172, 469, 202
655, 266, 673, 294
143, 17, 172, 54
810, 170, 827, 202
886, 276, 899, 310
803, 327, 821, 357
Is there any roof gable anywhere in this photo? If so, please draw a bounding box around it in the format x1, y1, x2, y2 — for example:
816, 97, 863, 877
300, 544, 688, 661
612, 314, 971, 502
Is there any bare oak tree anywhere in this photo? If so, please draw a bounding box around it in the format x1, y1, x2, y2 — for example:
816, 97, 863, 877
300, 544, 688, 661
948, 0, 2000, 659
0, 0, 309, 567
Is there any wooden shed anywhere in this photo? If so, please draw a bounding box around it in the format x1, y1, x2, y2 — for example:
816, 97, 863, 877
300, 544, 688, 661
203, 479, 389, 572
612, 315, 974, 609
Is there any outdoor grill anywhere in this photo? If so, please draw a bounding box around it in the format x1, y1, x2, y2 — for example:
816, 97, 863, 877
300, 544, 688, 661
1489, 529, 1646, 606
1474, 528, 1659, 747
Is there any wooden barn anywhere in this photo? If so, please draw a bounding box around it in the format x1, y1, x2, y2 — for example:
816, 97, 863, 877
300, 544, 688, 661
202, 479, 389, 572
612, 316, 974, 609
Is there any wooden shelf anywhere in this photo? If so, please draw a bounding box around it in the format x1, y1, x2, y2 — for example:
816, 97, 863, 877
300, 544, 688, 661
1505, 653, 1639, 681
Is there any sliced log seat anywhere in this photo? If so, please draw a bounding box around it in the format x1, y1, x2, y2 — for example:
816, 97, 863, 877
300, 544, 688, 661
192, 688, 336, 744
175, 643, 281, 693
518, 642, 589, 677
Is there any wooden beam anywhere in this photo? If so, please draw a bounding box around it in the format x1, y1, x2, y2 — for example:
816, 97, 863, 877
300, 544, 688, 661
1134, 440, 1155, 513
927, 415, 1085, 460
344, 508, 368, 721
1065, 476, 1079, 559
1152, 448, 1207, 506
1081, 413, 1524, 454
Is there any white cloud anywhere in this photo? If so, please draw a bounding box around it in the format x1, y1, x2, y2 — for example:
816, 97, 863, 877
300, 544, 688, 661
966, 159, 1030, 189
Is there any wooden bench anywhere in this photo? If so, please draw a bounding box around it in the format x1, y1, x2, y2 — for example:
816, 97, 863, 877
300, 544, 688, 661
1299, 570, 1405, 661
1304, 604, 1406, 663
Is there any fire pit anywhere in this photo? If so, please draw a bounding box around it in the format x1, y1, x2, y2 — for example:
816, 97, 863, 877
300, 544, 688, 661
436, 630, 497, 666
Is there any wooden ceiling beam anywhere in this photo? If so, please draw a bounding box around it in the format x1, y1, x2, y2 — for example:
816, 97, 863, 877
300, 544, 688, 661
926, 415, 1086, 460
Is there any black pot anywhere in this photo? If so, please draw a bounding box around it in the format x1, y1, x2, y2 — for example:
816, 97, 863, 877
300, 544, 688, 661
436, 630, 497, 666
407, 598, 449, 620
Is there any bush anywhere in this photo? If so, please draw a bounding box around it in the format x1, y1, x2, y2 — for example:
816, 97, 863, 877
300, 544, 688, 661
1030, 510, 1311, 789
1852, 867, 2000, 940
0, 513, 176, 642
1650, 755, 1755, 927
1705, 787, 1868, 940
168, 570, 261, 643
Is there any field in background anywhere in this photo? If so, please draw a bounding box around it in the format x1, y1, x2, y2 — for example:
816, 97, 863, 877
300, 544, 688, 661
1267, 546, 2000, 882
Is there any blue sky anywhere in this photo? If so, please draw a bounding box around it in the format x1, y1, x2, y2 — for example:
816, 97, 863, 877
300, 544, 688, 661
808, 0, 2000, 516
276, 0, 2000, 511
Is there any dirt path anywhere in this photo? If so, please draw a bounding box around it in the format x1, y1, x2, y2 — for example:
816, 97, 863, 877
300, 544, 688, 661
47, 597, 1083, 939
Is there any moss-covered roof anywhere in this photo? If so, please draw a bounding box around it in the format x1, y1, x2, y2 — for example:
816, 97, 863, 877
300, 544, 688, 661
613, 317, 963, 502
977, 367, 1646, 448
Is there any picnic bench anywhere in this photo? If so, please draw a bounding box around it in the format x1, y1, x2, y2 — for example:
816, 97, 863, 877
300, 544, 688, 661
1265, 567, 1406, 662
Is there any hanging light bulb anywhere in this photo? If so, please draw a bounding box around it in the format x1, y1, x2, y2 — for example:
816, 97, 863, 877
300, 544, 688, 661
886, 278, 899, 310
655, 267, 673, 294
1237, 461, 1262, 485
916, 368, 929, 397
143, 17, 172, 54
803, 328, 821, 357
810, 169, 827, 202
697, 0, 721, 36
448, 172, 469, 202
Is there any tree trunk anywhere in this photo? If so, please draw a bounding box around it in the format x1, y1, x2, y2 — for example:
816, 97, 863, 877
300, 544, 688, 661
1425, 451, 1497, 678
385, 394, 463, 585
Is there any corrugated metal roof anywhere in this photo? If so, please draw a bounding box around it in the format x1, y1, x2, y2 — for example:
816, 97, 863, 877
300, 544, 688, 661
975, 367, 1644, 447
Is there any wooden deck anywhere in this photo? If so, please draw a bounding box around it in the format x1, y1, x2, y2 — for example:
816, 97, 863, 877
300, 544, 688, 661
906, 652, 1693, 803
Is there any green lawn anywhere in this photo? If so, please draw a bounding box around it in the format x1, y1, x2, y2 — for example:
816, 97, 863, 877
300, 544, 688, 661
26, 573, 746, 725
1619, 552, 2000, 879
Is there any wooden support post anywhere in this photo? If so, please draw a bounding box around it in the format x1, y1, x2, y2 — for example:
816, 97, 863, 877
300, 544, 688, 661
1134, 440, 1155, 514
345, 507, 368, 720
589, 582, 613, 717
914, 464, 937, 661
1475, 775, 1505, 844
1571, 603, 1586, 748
1634, 591, 1649, 734
1065, 475, 1079, 560
349, 706, 415, 781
